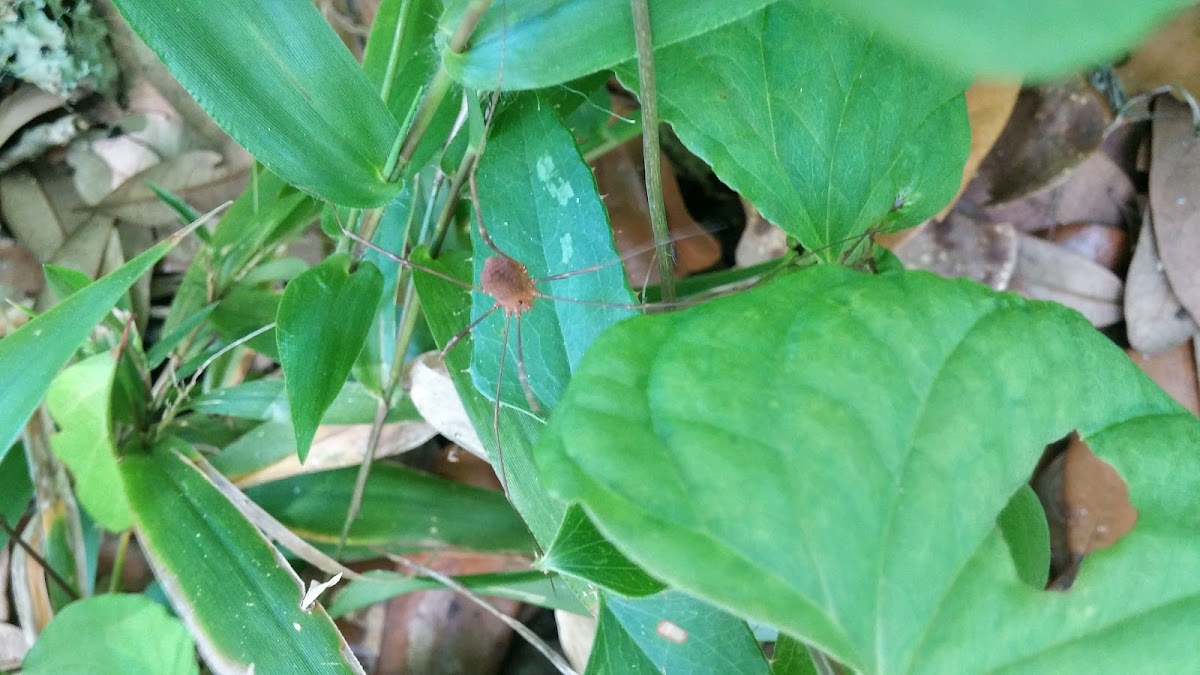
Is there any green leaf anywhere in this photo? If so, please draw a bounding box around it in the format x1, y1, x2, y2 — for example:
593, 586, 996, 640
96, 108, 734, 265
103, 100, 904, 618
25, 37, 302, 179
615, 0, 968, 259
22, 594, 197, 675
145, 304, 217, 368
769, 635, 819, 675
328, 569, 588, 618
245, 464, 535, 556
122, 441, 360, 673
0, 230, 188, 457
998, 484, 1050, 589
827, 0, 1189, 79
470, 96, 636, 412
46, 352, 131, 532
537, 266, 1200, 671
587, 599, 661, 675
440, 0, 776, 90
277, 254, 384, 461
111, 0, 400, 206
539, 504, 666, 597
0, 443, 33, 551
595, 591, 769, 674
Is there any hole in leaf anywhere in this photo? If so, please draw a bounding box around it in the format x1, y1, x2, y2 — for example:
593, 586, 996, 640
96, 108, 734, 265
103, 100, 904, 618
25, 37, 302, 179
1031, 431, 1138, 590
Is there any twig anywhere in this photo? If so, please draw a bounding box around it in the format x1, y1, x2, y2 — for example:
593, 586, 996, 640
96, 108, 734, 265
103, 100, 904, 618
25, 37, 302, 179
0, 514, 79, 601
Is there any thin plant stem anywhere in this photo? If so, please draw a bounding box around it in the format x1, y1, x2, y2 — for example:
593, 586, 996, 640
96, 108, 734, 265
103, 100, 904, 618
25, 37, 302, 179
335, 400, 391, 555
0, 514, 78, 601
108, 530, 132, 594
630, 0, 676, 301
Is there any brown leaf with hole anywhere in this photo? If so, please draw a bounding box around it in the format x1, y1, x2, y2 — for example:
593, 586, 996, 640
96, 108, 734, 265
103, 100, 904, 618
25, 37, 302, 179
1008, 233, 1124, 327
595, 139, 720, 285
1127, 340, 1200, 415
1126, 213, 1198, 355
1149, 94, 1200, 325
978, 151, 1136, 233
892, 212, 1017, 289
935, 80, 1021, 219
972, 77, 1112, 204
1063, 434, 1138, 557
1116, 7, 1200, 97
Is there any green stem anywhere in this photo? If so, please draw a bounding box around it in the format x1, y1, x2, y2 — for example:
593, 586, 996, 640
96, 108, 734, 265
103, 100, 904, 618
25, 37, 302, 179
630, 0, 675, 301
108, 530, 131, 594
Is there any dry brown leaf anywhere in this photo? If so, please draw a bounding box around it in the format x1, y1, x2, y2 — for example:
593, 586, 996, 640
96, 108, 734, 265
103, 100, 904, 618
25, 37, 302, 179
0, 622, 28, 672
95, 150, 246, 227
892, 213, 1017, 289
408, 353, 487, 461
232, 420, 437, 488
1127, 340, 1200, 415
979, 151, 1136, 233
0, 239, 44, 300
1149, 94, 1200, 325
597, 139, 720, 285
0, 169, 70, 260
935, 80, 1021, 219
734, 200, 789, 267
1062, 434, 1138, 557
556, 609, 597, 673
1044, 222, 1129, 271
1008, 233, 1123, 327
973, 77, 1112, 204
1125, 214, 1198, 355
373, 552, 525, 675
1116, 7, 1200, 98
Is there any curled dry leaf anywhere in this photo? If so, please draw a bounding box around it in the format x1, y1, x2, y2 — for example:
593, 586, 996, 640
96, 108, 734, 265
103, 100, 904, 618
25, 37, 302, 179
735, 199, 788, 267
973, 76, 1112, 204
1008, 232, 1124, 327
1125, 214, 1198, 355
1149, 94, 1200, 324
0, 84, 65, 151
935, 80, 1021, 219
1127, 340, 1200, 416
891, 212, 1018, 289
980, 150, 1137, 233
408, 352, 486, 461
232, 419, 437, 489
555, 609, 597, 673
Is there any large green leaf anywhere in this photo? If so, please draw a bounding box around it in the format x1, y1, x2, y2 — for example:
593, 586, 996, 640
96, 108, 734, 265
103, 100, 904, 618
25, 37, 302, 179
439, 0, 776, 90
615, 0, 967, 259
539, 504, 665, 597
277, 254, 384, 461
469, 96, 636, 412
111, 0, 399, 206
22, 594, 197, 675
0, 229, 188, 457
826, 0, 1189, 79
122, 441, 361, 673
245, 464, 535, 556
46, 351, 130, 532
537, 266, 1200, 671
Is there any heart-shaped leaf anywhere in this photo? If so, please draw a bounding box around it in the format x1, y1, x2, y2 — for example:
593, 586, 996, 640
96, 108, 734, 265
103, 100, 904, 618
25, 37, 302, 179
537, 266, 1200, 671
469, 96, 636, 412
278, 253, 384, 461
615, 0, 967, 259
539, 504, 666, 597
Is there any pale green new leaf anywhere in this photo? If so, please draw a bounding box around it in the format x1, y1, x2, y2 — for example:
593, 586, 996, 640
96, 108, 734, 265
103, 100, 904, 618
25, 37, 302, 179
22, 594, 197, 675
616, 0, 968, 259
112, 0, 399, 206
46, 351, 130, 532
538, 266, 1200, 672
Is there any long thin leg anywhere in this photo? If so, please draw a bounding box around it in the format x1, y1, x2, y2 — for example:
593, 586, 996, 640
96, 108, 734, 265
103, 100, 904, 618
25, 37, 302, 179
440, 303, 501, 359
492, 313, 512, 494
341, 226, 481, 291
469, 172, 508, 258
513, 313, 541, 413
